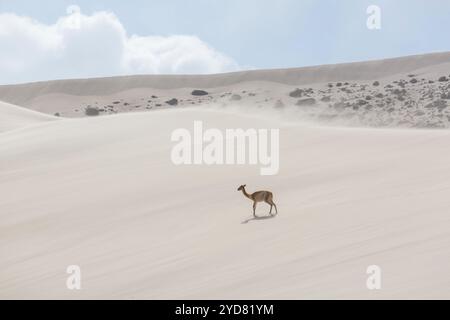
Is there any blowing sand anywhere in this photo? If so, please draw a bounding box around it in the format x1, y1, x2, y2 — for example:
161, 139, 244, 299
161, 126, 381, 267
1, 52, 450, 299
1, 104, 450, 299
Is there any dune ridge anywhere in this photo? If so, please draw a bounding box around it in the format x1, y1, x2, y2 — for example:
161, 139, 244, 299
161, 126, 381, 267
0, 100, 57, 133
1, 51, 449, 97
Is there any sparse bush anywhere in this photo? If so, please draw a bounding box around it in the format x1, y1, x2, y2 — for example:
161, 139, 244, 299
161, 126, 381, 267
85, 106, 100, 116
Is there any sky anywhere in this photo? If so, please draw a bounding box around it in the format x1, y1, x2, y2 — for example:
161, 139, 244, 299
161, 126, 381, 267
0, 0, 449, 84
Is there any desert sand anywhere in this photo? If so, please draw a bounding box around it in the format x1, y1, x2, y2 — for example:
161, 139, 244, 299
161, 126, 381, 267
0, 101, 57, 132
1, 52, 450, 299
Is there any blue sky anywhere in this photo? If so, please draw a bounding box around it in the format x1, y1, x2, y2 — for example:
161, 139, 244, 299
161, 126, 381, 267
0, 0, 449, 83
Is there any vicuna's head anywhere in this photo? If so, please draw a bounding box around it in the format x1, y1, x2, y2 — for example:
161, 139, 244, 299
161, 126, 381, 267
237, 184, 246, 191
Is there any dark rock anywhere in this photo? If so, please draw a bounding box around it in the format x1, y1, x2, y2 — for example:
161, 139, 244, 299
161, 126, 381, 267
165, 98, 178, 106
373, 81, 380, 86
438, 76, 448, 82
289, 88, 304, 97
392, 88, 407, 95
357, 99, 368, 106
230, 94, 242, 101
191, 89, 208, 96
441, 93, 450, 99
295, 98, 316, 106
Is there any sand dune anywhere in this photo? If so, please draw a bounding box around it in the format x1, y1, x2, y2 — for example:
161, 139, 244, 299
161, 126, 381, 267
2, 105, 450, 299
1, 51, 449, 99
0, 51, 448, 129
0, 100, 56, 133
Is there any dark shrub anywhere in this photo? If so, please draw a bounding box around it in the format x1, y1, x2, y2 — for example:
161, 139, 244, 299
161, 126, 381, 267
289, 88, 303, 98
85, 107, 99, 116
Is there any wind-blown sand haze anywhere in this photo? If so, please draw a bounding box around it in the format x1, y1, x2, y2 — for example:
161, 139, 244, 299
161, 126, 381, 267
1, 52, 450, 299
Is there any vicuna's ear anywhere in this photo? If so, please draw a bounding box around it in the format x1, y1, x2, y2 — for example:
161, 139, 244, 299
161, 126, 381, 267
244, 184, 246, 187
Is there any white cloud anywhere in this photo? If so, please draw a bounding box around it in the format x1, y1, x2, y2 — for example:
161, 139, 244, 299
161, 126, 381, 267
0, 8, 239, 84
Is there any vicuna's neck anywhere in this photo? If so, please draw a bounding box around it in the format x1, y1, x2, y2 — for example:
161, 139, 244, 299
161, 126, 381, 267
241, 188, 251, 199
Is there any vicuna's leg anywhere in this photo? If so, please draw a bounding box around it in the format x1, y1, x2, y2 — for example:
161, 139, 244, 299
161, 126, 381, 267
272, 201, 278, 214
253, 202, 257, 217
266, 194, 277, 215
265, 200, 273, 215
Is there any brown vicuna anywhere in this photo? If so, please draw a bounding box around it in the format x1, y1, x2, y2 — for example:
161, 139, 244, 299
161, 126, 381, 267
237, 184, 278, 217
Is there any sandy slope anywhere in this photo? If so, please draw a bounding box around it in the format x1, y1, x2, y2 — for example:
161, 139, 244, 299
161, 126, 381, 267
0, 100, 56, 132
1, 106, 450, 299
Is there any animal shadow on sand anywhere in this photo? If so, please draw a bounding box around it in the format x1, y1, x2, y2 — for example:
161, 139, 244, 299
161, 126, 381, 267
241, 213, 277, 224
